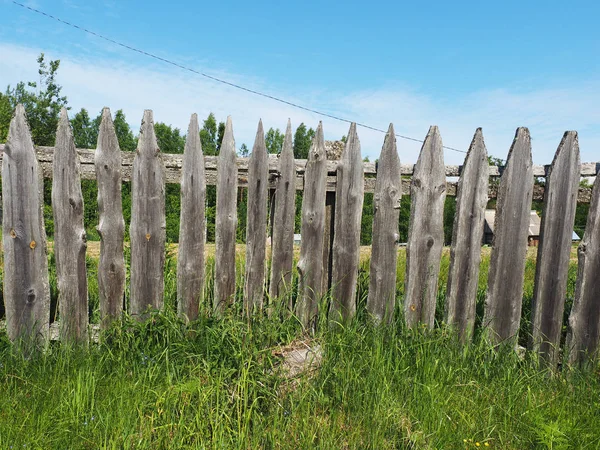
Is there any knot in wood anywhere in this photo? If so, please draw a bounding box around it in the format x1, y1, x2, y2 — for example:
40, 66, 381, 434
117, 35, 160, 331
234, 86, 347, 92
426, 236, 434, 248
10, 229, 16, 238
29, 240, 36, 249
145, 233, 151, 241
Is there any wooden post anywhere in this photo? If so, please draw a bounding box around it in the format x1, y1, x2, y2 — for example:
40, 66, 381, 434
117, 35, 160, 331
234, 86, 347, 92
244, 120, 268, 316
483, 128, 533, 346
404, 126, 446, 329
329, 123, 364, 324
52, 108, 88, 342
95, 108, 126, 329
367, 124, 401, 324
177, 114, 206, 322
567, 172, 600, 367
296, 122, 327, 331
130, 110, 166, 317
530, 132, 580, 365
214, 117, 238, 313
268, 120, 296, 312
2, 104, 50, 343
445, 128, 489, 341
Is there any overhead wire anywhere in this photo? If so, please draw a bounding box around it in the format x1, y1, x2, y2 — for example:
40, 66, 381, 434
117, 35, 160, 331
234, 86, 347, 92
11, 0, 467, 154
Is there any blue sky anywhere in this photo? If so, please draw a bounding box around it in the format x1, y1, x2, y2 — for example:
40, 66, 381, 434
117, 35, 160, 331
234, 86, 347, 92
0, 0, 599, 164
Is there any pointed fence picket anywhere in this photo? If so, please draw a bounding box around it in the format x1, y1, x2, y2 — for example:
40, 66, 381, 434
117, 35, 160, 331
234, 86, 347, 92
52, 108, 88, 342
404, 126, 446, 330
531, 132, 580, 365
366, 124, 401, 325
268, 120, 296, 313
329, 123, 364, 324
177, 114, 207, 322
130, 110, 166, 317
2, 104, 50, 343
567, 174, 600, 367
3, 102, 600, 370
95, 108, 126, 330
445, 129, 489, 341
483, 128, 534, 346
244, 121, 268, 316
296, 123, 327, 331
214, 117, 238, 313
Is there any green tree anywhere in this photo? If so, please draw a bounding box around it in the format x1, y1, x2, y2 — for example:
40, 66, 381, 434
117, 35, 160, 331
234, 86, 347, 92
0, 92, 11, 143
199, 113, 226, 241
71, 108, 97, 148
293, 123, 315, 159
238, 143, 249, 157
154, 122, 186, 242
265, 127, 284, 154
6, 54, 68, 146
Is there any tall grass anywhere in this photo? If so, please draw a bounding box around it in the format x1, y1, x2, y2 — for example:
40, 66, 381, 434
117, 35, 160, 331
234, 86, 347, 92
0, 246, 598, 448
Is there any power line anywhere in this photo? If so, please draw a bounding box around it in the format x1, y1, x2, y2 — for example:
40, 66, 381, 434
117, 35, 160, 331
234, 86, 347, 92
11, 0, 467, 154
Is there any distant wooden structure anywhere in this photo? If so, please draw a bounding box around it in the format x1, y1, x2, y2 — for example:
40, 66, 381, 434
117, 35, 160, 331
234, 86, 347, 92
1, 104, 599, 368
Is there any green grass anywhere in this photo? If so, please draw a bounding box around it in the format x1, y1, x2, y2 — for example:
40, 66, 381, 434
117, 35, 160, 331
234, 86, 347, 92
1, 246, 599, 448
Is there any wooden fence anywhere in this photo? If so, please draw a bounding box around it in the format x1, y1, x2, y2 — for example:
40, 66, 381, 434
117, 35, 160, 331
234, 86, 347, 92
1, 104, 599, 368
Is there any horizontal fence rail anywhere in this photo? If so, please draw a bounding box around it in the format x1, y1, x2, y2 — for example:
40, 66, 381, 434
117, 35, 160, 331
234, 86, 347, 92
1, 105, 600, 370
0, 145, 597, 201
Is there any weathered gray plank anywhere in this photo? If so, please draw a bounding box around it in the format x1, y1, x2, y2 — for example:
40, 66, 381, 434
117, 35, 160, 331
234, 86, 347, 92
129, 110, 166, 317
214, 117, 238, 313
268, 120, 296, 313
2, 143, 597, 178
296, 122, 327, 331
2, 104, 50, 343
329, 123, 364, 324
445, 128, 489, 341
483, 128, 534, 346
1, 144, 596, 200
95, 108, 126, 330
404, 126, 446, 329
52, 108, 88, 342
367, 124, 402, 324
244, 120, 269, 316
530, 132, 580, 365
567, 174, 600, 366
177, 114, 206, 322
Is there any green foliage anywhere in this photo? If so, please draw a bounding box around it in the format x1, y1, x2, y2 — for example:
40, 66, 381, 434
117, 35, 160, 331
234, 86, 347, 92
265, 127, 284, 154
443, 196, 456, 244
71, 108, 97, 148
5, 54, 68, 146
292, 123, 315, 159
398, 195, 411, 243
360, 193, 374, 245
0, 92, 11, 143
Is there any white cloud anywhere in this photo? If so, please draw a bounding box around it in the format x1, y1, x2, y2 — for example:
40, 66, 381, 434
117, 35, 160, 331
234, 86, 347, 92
0, 42, 598, 166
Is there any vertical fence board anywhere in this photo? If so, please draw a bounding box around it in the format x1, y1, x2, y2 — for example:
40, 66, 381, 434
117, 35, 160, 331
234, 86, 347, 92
531, 132, 580, 365
367, 124, 401, 324
296, 123, 327, 331
244, 121, 268, 316
130, 110, 165, 317
269, 120, 296, 311
329, 123, 364, 324
483, 128, 533, 345
567, 174, 600, 366
95, 108, 126, 329
52, 108, 88, 342
214, 117, 238, 313
445, 128, 489, 341
404, 126, 446, 329
2, 104, 50, 342
177, 114, 206, 322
